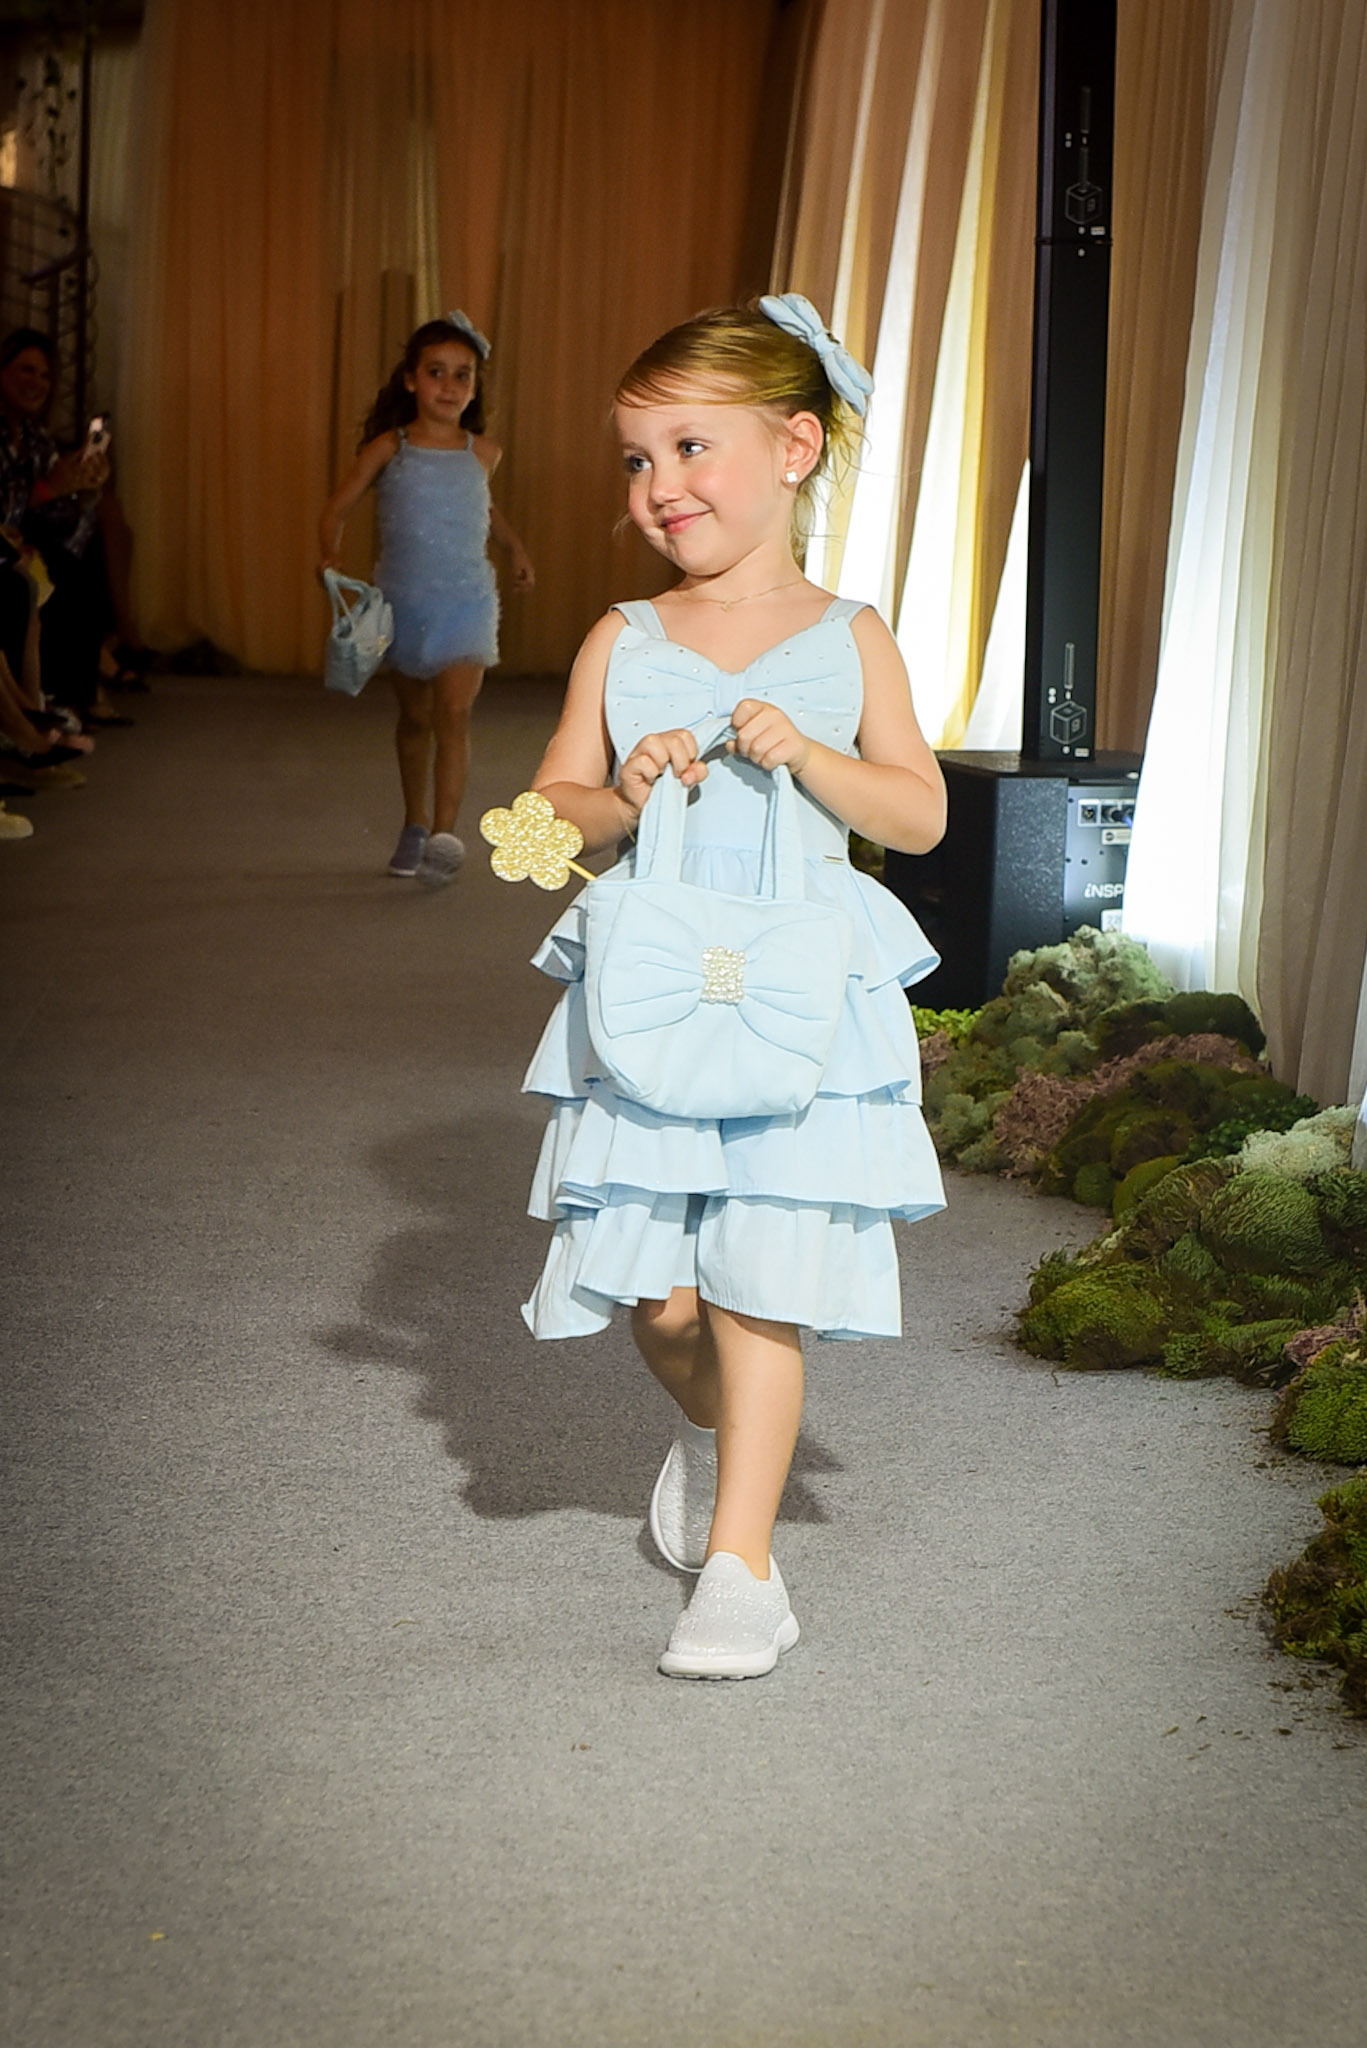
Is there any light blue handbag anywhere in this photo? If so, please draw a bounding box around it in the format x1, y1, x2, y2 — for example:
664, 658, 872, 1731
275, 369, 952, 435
323, 568, 393, 695
583, 717, 854, 1120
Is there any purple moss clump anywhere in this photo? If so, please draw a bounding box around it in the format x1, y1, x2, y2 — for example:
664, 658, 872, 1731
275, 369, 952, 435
1265, 1476, 1367, 1715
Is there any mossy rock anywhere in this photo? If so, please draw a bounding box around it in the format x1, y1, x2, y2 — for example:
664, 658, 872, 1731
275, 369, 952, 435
1131, 1059, 1240, 1121
1025, 1248, 1082, 1308
929, 1090, 994, 1158
1032, 1029, 1095, 1077
1161, 989, 1266, 1054
1237, 1107, 1356, 1181
957, 1131, 1007, 1173
1089, 998, 1173, 1060
1113, 1153, 1182, 1223
1018, 1265, 1170, 1370
1157, 1229, 1223, 1296
1003, 927, 1173, 1023
968, 983, 1070, 1053
1044, 1095, 1132, 1192
1265, 1476, 1367, 1715
1114, 1157, 1232, 1260
1272, 1341, 1367, 1463
1073, 1160, 1118, 1209
1198, 1171, 1328, 1275
1240, 1266, 1366, 1331
1310, 1167, 1367, 1241
1109, 1107, 1197, 1180
923, 1044, 1013, 1116
1159, 1316, 1301, 1383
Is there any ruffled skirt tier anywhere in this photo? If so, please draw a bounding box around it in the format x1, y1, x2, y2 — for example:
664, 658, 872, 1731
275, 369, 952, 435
522, 849, 945, 1341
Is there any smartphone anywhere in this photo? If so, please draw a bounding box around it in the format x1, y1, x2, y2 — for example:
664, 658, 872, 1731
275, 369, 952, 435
82, 414, 111, 457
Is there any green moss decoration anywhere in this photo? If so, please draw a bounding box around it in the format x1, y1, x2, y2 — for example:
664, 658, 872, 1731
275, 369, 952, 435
1265, 1476, 1367, 1715
1158, 1229, 1223, 1296
1019, 1266, 1170, 1370
1162, 990, 1266, 1054
1112, 1158, 1233, 1259
1089, 998, 1174, 1061
1198, 1171, 1328, 1275
1073, 1160, 1118, 1208
912, 1005, 980, 1047
1272, 1341, 1367, 1464
1026, 1248, 1080, 1307
1002, 926, 1173, 1022
1110, 1106, 1197, 1180
1159, 1317, 1301, 1381
1311, 1168, 1367, 1241
1236, 1107, 1357, 1180
1113, 1154, 1183, 1223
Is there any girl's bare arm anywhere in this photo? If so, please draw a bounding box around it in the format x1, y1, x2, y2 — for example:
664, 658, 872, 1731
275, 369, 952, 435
317, 433, 397, 568
474, 438, 534, 589
530, 612, 649, 854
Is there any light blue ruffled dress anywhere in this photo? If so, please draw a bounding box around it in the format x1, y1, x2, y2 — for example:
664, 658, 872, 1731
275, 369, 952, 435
522, 596, 945, 1341
374, 430, 499, 676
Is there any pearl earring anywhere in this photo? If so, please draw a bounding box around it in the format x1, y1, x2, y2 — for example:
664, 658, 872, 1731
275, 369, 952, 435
784, 469, 798, 484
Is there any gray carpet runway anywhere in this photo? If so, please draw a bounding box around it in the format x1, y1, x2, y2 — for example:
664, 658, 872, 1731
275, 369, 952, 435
2, 676, 1364, 2048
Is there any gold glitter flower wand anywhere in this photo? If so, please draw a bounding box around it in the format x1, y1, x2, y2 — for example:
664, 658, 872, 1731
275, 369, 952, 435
479, 790, 595, 890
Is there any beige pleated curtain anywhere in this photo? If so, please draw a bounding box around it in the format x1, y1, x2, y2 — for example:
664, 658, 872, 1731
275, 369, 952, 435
772, 0, 1220, 755
119, 0, 779, 676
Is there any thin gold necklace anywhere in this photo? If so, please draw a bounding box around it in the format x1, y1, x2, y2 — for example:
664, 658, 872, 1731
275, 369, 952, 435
679, 577, 806, 614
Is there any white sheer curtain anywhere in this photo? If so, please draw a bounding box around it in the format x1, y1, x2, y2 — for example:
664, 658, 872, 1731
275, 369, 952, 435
1123, 0, 1367, 1110
1120, 0, 1293, 993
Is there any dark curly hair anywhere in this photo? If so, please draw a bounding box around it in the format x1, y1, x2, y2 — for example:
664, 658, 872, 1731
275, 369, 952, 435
361, 317, 489, 444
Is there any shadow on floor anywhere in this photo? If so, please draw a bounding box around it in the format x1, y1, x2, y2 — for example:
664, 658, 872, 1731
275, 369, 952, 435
319, 1116, 839, 1529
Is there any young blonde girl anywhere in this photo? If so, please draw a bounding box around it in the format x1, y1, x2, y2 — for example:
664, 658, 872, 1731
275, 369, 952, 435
320, 313, 533, 885
522, 296, 946, 1678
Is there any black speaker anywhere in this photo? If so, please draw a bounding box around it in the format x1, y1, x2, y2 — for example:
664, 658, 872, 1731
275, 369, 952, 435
884, 750, 1141, 1010
1022, 0, 1117, 764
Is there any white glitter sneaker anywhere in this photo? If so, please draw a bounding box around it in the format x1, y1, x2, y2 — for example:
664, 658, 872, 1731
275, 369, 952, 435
648, 1417, 717, 1572
658, 1553, 799, 1680
415, 831, 465, 887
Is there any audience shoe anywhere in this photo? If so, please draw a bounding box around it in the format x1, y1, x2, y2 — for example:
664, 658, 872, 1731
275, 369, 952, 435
27, 762, 85, 789
415, 831, 465, 888
387, 823, 429, 876
0, 802, 33, 839
648, 1417, 717, 1572
658, 1553, 799, 1680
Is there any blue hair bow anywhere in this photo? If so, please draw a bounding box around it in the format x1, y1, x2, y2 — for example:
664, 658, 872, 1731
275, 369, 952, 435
758, 293, 873, 416
445, 308, 491, 360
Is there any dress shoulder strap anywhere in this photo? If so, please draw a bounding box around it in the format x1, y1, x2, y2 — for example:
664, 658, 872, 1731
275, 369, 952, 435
822, 595, 866, 624
611, 599, 667, 637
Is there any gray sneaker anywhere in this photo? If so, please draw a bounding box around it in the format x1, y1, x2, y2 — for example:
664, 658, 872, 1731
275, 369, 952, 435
388, 824, 429, 876
658, 1553, 800, 1680
648, 1418, 717, 1572
415, 830, 466, 888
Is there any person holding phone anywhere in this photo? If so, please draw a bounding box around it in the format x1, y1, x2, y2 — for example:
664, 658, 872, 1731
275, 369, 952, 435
0, 328, 126, 730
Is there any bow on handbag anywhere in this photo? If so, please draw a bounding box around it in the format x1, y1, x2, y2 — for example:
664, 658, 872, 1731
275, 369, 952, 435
583, 715, 854, 1121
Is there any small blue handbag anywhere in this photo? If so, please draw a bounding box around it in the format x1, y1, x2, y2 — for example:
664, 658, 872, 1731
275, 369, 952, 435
323, 569, 393, 695
583, 718, 853, 1121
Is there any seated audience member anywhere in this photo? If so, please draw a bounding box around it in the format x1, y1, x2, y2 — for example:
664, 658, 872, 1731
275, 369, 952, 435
0, 327, 126, 727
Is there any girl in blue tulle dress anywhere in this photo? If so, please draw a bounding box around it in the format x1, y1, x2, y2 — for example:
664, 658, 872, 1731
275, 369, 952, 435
320, 314, 534, 886
525, 296, 946, 1680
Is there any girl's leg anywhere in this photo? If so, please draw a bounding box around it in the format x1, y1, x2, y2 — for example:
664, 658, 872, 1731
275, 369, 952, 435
700, 1304, 804, 1579
430, 661, 485, 835
631, 1287, 720, 1427
392, 672, 434, 826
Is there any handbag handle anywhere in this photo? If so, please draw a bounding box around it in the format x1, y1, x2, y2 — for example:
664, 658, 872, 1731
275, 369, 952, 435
633, 712, 808, 902
323, 566, 377, 627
